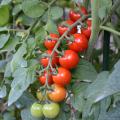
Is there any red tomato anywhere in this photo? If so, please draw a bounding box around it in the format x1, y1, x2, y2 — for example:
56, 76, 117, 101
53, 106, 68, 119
39, 71, 53, 85
44, 33, 59, 50
69, 6, 88, 22
52, 67, 71, 86
58, 20, 77, 36
59, 50, 79, 69
82, 19, 92, 39
40, 50, 59, 67
68, 33, 88, 52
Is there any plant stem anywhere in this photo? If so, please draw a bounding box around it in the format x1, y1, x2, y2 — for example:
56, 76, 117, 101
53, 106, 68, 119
100, 25, 120, 36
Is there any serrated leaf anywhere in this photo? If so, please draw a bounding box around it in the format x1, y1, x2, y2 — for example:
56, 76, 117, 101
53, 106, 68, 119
22, 0, 47, 18
71, 59, 97, 81
0, 5, 9, 26
8, 67, 36, 106
10, 43, 27, 72
50, 6, 63, 20
0, 34, 10, 49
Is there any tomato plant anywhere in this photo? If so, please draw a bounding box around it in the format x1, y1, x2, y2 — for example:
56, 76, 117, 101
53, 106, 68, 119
0, 0, 120, 120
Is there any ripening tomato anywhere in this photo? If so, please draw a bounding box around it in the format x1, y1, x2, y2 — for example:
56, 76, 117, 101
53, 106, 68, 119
69, 6, 88, 22
44, 33, 59, 50
42, 103, 60, 119
68, 33, 88, 52
40, 50, 59, 67
48, 84, 67, 102
52, 67, 71, 86
59, 50, 79, 69
38, 71, 53, 85
82, 19, 92, 39
58, 20, 77, 36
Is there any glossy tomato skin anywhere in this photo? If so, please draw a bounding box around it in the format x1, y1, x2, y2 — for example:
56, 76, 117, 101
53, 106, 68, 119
58, 20, 77, 36
52, 67, 71, 86
68, 33, 88, 53
69, 6, 88, 22
31, 103, 43, 118
82, 19, 92, 39
48, 84, 66, 102
59, 50, 79, 69
40, 50, 59, 67
44, 33, 59, 50
38, 71, 53, 85
42, 103, 60, 119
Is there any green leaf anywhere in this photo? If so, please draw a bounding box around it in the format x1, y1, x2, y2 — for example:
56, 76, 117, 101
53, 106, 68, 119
50, 6, 63, 20
17, 14, 34, 26
0, 34, 10, 49
1, 36, 20, 52
1, 0, 11, 5
10, 43, 27, 72
71, 59, 97, 81
8, 67, 36, 106
4, 62, 12, 77
71, 83, 89, 112
0, 85, 6, 98
35, 27, 47, 51
45, 20, 58, 33
21, 108, 41, 120
85, 60, 120, 103
98, 102, 120, 120
27, 37, 36, 52
22, 0, 47, 18
12, 4, 22, 16
15, 91, 36, 108
3, 112, 16, 120
0, 60, 7, 69
98, 0, 112, 20
0, 5, 9, 26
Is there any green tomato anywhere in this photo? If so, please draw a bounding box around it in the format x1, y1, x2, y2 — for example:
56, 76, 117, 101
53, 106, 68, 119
30, 103, 43, 118
42, 103, 60, 119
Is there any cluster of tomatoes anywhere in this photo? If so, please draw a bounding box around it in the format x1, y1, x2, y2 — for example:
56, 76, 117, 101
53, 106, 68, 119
31, 6, 91, 119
